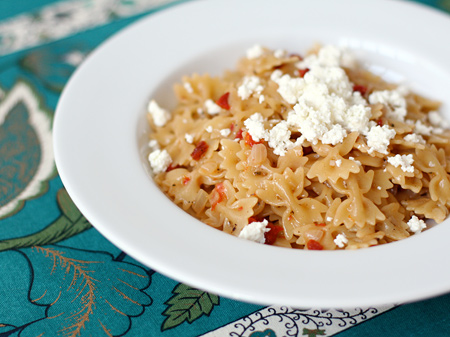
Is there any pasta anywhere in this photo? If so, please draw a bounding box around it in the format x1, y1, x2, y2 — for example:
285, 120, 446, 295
146, 44, 450, 250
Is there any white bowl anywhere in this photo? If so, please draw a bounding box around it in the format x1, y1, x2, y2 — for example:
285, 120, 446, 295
53, 0, 450, 308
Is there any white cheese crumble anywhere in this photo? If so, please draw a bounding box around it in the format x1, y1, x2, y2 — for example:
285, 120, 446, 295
268, 121, 293, 156
365, 124, 396, 154
334, 234, 348, 248
259, 95, 265, 103
238, 219, 270, 244
148, 100, 171, 127
148, 149, 172, 174
335, 159, 342, 167
148, 139, 159, 150
428, 111, 449, 128
183, 82, 193, 93
407, 215, 427, 233
271, 45, 372, 148
246, 44, 264, 59
244, 113, 269, 142
206, 125, 213, 133
387, 154, 414, 173
220, 128, 231, 137
238, 76, 264, 100
349, 157, 361, 165
369, 88, 407, 121
184, 133, 194, 144
413, 120, 432, 136
403, 133, 425, 144
274, 49, 286, 58
204, 99, 221, 115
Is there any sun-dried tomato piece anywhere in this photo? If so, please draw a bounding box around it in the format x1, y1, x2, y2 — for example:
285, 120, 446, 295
353, 84, 368, 96
191, 141, 209, 160
166, 164, 181, 172
235, 129, 244, 140
298, 68, 310, 77
264, 223, 284, 245
307, 239, 323, 250
211, 183, 227, 210
182, 176, 190, 185
377, 118, 383, 126
216, 92, 230, 110
244, 133, 263, 147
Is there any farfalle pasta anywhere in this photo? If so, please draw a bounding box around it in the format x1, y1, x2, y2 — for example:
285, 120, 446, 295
146, 44, 450, 250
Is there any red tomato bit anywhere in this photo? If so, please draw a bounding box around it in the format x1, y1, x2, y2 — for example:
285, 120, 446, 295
307, 239, 323, 250
244, 133, 262, 147
264, 223, 284, 245
235, 129, 244, 140
191, 141, 209, 160
182, 176, 190, 185
315, 222, 326, 227
297, 68, 310, 78
211, 183, 227, 210
376, 118, 383, 126
216, 92, 231, 110
166, 164, 181, 172
353, 84, 368, 96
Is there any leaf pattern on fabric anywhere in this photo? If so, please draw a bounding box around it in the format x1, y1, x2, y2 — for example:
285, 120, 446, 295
161, 283, 220, 331
0, 188, 91, 251
19, 45, 89, 93
18, 246, 152, 337
0, 81, 54, 219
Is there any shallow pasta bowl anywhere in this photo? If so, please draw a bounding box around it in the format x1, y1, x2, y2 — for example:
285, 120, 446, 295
53, 0, 450, 308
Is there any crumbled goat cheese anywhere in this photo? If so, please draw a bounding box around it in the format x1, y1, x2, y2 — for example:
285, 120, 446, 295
413, 120, 434, 136
220, 128, 231, 137
271, 45, 372, 146
270, 69, 283, 82
244, 113, 269, 142
148, 139, 159, 150
274, 49, 286, 58
403, 133, 425, 144
349, 156, 361, 165
205, 99, 221, 115
365, 124, 396, 154
334, 234, 348, 248
335, 159, 342, 167
206, 125, 213, 133
321, 124, 347, 145
184, 133, 194, 144
407, 215, 427, 233
428, 111, 449, 128
148, 100, 171, 127
238, 219, 270, 244
148, 149, 171, 174
387, 154, 414, 173
369, 88, 407, 121
183, 82, 193, 93
268, 121, 293, 156
246, 44, 264, 59
238, 76, 264, 100
259, 95, 265, 103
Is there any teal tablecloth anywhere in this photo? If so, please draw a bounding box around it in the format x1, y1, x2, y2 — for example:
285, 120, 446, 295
1, 0, 450, 336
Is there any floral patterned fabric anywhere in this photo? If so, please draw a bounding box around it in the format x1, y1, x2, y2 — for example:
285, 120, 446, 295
0, 0, 449, 336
